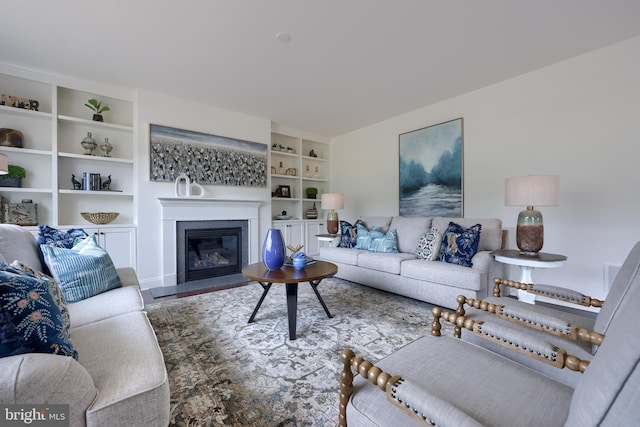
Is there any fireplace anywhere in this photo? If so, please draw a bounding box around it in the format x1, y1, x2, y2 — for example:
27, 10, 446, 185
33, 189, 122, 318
158, 197, 262, 290
177, 220, 249, 285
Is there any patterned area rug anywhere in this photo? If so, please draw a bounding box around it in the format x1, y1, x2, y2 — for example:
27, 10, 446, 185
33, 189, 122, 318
146, 278, 454, 426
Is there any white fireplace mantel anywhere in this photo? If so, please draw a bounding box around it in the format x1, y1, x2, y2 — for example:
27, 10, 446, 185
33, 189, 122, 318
158, 197, 262, 287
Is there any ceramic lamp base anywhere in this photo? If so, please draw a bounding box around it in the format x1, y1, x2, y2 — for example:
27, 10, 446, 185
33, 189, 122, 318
516, 206, 543, 254
327, 209, 339, 234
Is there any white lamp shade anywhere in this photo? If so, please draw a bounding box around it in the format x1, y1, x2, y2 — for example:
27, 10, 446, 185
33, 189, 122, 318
320, 193, 344, 210
0, 153, 8, 175
505, 175, 559, 207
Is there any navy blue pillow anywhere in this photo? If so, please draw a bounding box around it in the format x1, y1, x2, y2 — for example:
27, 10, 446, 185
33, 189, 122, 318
338, 219, 364, 248
0, 262, 77, 359
37, 225, 88, 275
439, 222, 482, 267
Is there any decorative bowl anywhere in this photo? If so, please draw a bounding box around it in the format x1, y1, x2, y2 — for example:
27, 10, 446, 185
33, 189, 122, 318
81, 212, 119, 224
275, 215, 292, 220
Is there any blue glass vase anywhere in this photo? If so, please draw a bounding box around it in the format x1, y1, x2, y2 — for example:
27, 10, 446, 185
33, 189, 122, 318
262, 229, 286, 270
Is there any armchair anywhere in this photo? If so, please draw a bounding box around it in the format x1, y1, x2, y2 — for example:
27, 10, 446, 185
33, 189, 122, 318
454, 241, 640, 386
339, 277, 640, 426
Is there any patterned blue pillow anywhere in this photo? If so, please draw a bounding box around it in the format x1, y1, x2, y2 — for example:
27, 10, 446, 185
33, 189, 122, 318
37, 225, 88, 275
368, 228, 398, 253
0, 262, 77, 359
439, 222, 482, 267
10, 261, 71, 336
338, 219, 364, 248
41, 235, 122, 303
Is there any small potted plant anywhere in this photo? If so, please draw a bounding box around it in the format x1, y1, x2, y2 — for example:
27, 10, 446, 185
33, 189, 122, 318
306, 187, 318, 199
85, 98, 111, 122
0, 164, 26, 187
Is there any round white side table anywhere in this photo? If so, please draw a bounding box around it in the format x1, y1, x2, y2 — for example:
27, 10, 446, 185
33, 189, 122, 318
316, 233, 340, 248
492, 249, 567, 304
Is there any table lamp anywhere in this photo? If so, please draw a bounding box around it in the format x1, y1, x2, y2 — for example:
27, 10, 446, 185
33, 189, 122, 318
320, 193, 344, 234
505, 175, 559, 255
0, 153, 8, 175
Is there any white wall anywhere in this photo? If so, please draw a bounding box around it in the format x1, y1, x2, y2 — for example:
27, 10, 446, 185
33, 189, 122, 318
135, 89, 272, 289
330, 36, 640, 299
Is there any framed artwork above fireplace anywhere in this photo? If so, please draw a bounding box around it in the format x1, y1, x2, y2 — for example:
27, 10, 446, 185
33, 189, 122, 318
149, 124, 267, 187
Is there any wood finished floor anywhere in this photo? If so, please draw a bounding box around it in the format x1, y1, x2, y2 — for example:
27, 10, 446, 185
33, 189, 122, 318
141, 281, 250, 305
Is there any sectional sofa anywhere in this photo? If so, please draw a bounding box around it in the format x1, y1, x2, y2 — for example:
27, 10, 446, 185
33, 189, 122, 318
0, 225, 169, 427
318, 216, 504, 309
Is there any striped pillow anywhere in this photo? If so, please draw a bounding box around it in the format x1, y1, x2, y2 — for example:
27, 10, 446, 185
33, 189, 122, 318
40, 235, 122, 303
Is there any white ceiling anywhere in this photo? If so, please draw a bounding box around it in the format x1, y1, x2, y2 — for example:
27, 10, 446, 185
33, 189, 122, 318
1, 1, 639, 137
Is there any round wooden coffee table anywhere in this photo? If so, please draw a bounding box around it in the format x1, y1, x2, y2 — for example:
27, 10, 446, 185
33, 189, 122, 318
242, 260, 338, 340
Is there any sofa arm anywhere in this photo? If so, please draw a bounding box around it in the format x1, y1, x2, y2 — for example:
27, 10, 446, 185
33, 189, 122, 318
387, 377, 484, 427
0, 353, 97, 426
116, 267, 139, 287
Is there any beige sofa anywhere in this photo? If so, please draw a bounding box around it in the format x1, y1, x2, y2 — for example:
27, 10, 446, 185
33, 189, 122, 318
0, 224, 169, 427
318, 216, 504, 309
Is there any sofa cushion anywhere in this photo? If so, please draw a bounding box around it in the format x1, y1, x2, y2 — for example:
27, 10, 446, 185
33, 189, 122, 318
68, 279, 143, 328
416, 228, 442, 261
359, 216, 393, 233
432, 217, 502, 251
357, 252, 416, 275
0, 263, 77, 359
71, 311, 170, 427
41, 235, 122, 303
0, 224, 43, 271
319, 247, 363, 266
389, 216, 433, 254
401, 258, 486, 291
439, 222, 481, 267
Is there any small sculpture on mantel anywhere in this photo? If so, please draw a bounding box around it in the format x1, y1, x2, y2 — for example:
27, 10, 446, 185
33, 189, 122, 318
309, 149, 318, 158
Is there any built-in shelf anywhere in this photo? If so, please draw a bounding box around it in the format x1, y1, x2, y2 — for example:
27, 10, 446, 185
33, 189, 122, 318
58, 114, 133, 132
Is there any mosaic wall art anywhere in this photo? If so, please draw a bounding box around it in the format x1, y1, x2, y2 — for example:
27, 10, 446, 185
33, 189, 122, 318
149, 124, 267, 187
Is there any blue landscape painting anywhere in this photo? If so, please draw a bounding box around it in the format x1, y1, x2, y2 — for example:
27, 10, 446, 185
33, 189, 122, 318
399, 118, 463, 217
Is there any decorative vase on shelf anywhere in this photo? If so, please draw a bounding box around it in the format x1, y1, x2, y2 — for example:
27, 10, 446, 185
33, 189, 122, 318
81, 132, 97, 155
262, 229, 286, 270
100, 137, 113, 157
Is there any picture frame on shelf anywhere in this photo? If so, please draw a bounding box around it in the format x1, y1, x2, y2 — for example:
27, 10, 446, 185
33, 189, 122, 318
276, 185, 291, 198
399, 117, 463, 217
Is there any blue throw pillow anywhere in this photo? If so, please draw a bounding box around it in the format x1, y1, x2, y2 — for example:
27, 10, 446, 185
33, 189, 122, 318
0, 262, 77, 359
368, 228, 398, 253
439, 222, 482, 267
338, 219, 364, 248
37, 225, 88, 275
41, 235, 122, 303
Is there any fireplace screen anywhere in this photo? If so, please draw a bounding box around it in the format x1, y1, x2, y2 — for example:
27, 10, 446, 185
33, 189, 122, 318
184, 227, 242, 282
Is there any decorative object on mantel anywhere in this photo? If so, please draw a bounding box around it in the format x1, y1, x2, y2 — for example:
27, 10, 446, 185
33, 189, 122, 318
0, 164, 26, 188
149, 124, 267, 187
84, 98, 110, 122
309, 149, 317, 158
174, 173, 205, 198
81, 211, 119, 225
0, 94, 39, 111
81, 132, 97, 155
0, 128, 24, 148
100, 137, 113, 157
3, 199, 37, 225
262, 229, 286, 270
